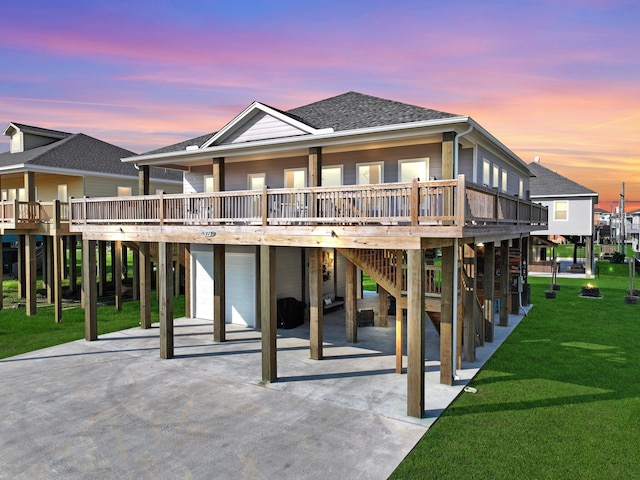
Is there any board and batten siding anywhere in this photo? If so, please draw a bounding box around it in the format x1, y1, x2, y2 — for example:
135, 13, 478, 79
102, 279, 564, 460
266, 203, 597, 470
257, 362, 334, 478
531, 197, 594, 236
223, 112, 306, 145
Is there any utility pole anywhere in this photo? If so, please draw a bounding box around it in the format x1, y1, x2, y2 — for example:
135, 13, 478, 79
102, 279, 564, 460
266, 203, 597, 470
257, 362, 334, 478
620, 182, 625, 254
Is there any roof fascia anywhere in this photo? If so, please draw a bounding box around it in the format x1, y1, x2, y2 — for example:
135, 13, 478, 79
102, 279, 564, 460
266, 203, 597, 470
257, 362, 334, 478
530, 193, 599, 199
0, 164, 182, 183
201, 102, 333, 148
129, 116, 472, 167
466, 118, 531, 173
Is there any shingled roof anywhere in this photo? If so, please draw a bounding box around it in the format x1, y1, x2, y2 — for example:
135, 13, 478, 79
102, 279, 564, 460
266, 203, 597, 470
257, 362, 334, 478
0, 125, 180, 181
287, 91, 460, 131
143, 132, 217, 155
528, 161, 597, 197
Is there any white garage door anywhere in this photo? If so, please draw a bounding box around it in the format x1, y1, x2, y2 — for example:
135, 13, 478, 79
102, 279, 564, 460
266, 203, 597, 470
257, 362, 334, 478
226, 250, 256, 327
191, 247, 214, 321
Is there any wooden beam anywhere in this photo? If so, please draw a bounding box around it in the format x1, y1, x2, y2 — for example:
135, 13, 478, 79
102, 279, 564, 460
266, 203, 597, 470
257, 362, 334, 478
406, 248, 425, 418
114, 240, 123, 311
25, 234, 37, 316
309, 248, 323, 360
159, 242, 174, 359
213, 158, 225, 192
308, 147, 322, 188
440, 245, 454, 385
499, 240, 509, 326
83, 239, 97, 341
484, 242, 495, 343
139, 242, 152, 329
213, 244, 226, 343
260, 245, 277, 382
395, 250, 404, 374
345, 258, 357, 343
138, 165, 150, 195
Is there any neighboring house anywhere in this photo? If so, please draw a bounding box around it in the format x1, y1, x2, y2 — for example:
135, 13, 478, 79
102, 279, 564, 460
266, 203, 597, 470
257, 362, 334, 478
69, 91, 548, 418
628, 209, 640, 260
528, 159, 598, 275
0, 122, 182, 319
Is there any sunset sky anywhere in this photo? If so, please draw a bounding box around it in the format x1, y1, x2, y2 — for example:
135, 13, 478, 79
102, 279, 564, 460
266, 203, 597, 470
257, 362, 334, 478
1, 0, 638, 208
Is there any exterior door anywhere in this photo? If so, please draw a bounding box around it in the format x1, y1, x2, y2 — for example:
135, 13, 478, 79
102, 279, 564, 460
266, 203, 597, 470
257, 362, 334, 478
225, 249, 256, 327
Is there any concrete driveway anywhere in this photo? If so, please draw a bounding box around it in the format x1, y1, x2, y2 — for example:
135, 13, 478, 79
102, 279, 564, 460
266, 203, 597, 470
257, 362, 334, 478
0, 299, 526, 479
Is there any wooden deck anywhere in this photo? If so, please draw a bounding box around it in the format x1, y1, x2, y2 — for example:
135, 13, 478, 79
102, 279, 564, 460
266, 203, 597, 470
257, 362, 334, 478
0, 199, 70, 234
64, 176, 546, 248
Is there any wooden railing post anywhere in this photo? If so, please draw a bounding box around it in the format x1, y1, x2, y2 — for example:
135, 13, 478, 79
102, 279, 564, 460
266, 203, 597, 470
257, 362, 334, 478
53, 199, 61, 230
83, 196, 88, 226
158, 192, 164, 226
456, 175, 466, 226
261, 186, 268, 227
411, 178, 419, 226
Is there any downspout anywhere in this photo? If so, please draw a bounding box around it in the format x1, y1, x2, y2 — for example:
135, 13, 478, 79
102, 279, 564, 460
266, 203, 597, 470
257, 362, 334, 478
452, 124, 473, 380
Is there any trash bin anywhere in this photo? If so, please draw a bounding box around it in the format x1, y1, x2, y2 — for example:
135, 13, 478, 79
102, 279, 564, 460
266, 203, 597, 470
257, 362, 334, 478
277, 297, 306, 329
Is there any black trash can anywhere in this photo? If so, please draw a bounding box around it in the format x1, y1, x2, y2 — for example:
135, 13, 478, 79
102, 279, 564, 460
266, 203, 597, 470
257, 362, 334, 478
277, 297, 306, 329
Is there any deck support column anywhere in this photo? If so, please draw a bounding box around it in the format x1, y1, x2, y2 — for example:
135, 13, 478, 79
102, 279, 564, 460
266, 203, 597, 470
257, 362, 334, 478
377, 285, 388, 327
44, 236, 52, 303
83, 239, 97, 341
395, 250, 404, 374
462, 243, 477, 362
114, 240, 122, 311
345, 258, 357, 343
132, 249, 139, 300
25, 234, 37, 316
484, 242, 495, 343
98, 241, 107, 297
139, 242, 152, 329
184, 244, 191, 318
260, 245, 277, 382
407, 248, 425, 418
0, 233, 3, 310
174, 246, 181, 299
440, 244, 454, 385
309, 247, 323, 360
68, 235, 77, 295
499, 240, 509, 326
159, 242, 174, 359
18, 235, 26, 299
213, 244, 226, 343
53, 235, 62, 323
585, 235, 593, 276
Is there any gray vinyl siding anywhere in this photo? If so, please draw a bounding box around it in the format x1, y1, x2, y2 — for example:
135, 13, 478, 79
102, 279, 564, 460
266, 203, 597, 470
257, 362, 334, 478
476, 146, 530, 197
225, 156, 308, 190
223, 112, 306, 144
84, 176, 181, 197
22, 133, 59, 151
531, 196, 593, 236
458, 147, 474, 181
276, 247, 304, 300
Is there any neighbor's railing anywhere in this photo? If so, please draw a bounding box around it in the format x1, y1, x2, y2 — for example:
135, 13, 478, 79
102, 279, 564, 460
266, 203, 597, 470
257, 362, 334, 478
69, 176, 547, 229
0, 200, 69, 228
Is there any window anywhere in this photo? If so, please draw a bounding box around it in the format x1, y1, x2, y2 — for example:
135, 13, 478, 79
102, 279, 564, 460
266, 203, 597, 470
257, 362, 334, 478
1, 190, 6, 201
501, 170, 508, 192
117, 186, 133, 197
482, 159, 490, 186
322, 166, 343, 186
284, 168, 307, 188
18, 188, 26, 201
248, 173, 265, 190
519, 179, 524, 198
398, 158, 428, 183
492, 165, 499, 188
204, 175, 214, 193
57, 184, 68, 202
155, 188, 164, 195
356, 162, 384, 185
554, 201, 568, 221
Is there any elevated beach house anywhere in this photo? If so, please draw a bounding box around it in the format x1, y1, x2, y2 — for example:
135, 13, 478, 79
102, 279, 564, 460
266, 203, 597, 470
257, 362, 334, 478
69, 92, 547, 417
0, 122, 181, 319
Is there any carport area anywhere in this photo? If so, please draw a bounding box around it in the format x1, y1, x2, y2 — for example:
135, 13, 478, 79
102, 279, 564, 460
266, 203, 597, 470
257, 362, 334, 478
0, 297, 527, 479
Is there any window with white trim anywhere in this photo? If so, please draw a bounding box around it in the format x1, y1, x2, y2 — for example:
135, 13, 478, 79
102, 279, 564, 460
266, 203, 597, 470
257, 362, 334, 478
321, 165, 343, 186
482, 158, 491, 186
57, 184, 68, 202
117, 186, 133, 197
356, 162, 384, 185
519, 178, 524, 198
492, 165, 499, 189
554, 201, 568, 221
284, 168, 307, 188
204, 175, 214, 193
501, 169, 508, 192
398, 158, 428, 183
248, 173, 265, 190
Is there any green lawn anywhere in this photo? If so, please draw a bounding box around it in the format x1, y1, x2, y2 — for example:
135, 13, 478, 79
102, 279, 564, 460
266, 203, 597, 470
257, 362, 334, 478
391, 261, 639, 479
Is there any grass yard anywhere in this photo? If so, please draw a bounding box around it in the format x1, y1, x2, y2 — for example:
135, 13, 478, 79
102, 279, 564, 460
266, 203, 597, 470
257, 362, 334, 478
0, 291, 184, 359
391, 261, 639, 479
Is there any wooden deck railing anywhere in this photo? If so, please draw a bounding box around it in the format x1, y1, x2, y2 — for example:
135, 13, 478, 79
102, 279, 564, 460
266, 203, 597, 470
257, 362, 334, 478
0, 200, 70, 229
69, 176, 547, 230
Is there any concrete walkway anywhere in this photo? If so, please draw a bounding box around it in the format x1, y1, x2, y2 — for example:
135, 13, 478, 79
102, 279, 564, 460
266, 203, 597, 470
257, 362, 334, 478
0, 296, 528, 480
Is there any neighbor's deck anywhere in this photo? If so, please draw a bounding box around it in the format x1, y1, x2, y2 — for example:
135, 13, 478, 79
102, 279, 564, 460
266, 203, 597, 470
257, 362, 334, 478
68, 177, 547, 249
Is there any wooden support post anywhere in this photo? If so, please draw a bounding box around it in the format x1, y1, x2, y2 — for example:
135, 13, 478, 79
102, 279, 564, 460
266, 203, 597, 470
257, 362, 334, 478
309, 247, 323, 360
132, 249, 139, 300
440, 245, 454, 385
98, 241, 107, 297
484, 242, 495, 342
53, 235, 62, 323
44, 236, 52, 303
213, 244, 226, 343
68, 235, 77, 295
114, 240, 122, 311
0, 233, 3, 310
499, 240, 509, 326
395, 250, 404, 374
18, 235, 25, 299
25, 234, 37, 316
442, 132, 455, 180
83, 239, 97, 341
184, 244, 191, 318
345, 258, 357, 343
585, 235, 593, 276
260, 245, 277, 382
174, 245, 181, 299
159, 242, 174, 359
139, 165, 150, 195
139, 242, 151, 329
407, 248, 425, 418
308, 147, 322, 187
377, 285, 388, 327
462, 243, 477, 362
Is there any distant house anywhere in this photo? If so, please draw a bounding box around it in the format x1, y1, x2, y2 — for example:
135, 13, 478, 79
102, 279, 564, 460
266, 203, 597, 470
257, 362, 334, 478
0, 122, 182, 318
528, 159, 598, 275
68, 91, 548, 418
628, 209, 640, 261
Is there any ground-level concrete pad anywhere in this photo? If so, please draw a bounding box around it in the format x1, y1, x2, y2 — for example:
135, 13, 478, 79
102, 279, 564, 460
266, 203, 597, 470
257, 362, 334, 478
0, 301, 527, 479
